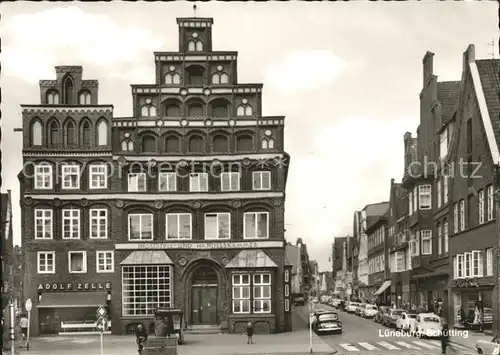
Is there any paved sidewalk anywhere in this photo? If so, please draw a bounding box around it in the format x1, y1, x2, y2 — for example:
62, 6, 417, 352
449, 329, 493, 350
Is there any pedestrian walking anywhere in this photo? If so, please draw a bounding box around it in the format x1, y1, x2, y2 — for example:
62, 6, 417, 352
135, 323, 148, 355
246, 321, 254, 344
19, 314, 28, 346
440, 317, 450, 355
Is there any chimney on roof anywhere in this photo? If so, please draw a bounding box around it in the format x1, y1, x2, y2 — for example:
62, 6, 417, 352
423, 51, 434, 86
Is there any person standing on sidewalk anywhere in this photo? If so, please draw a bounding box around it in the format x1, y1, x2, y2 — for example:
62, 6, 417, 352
19, 314, 28, 347
440, 317, 450, 355
246, 321, 254, 344
135, 323, 148, 355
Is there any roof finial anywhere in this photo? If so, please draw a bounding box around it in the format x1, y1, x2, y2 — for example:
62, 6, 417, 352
193, 4, 197, 18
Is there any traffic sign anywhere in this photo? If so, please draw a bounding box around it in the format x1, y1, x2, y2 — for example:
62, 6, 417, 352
96, 305, 107, 317
25, 298, 32, 312
96, 317, 107, 332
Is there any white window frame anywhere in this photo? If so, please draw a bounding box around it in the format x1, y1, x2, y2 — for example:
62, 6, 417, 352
409, 191, 413, 215
68, 251, 87, 274
232, 274, 250, 314
34, 164, 53, 189
443, 220, 449, 253
472, 250, 483, 277
96, 251, 114, 273
418, 185, 432, 210
437, 223, 442, 255
243, 212, 269, 239
486, 248, 493, 276
158, 172, 177, 192
410, 232, 420, 257
61, 164, 81, 189
221, 172, 240, 192
437, 179, 442, 208
252, 171, 271, 190
464, 252, 472, 278
478, 189, 485, 224
395, 251, 405, 272
189, 173, 208, 192
453, 256, 457, 279
420, 230, 432, 255
439, 129, 448, 160
89, 164, 108, 189
165, 213, 192, 240
443, 177, 449, 204
90, 209, 108, 239
128, 173, 147, 192
62, 209, 80, 240
37, 251, 55, 274
128, 213, 154, 241
413, 186, 418, 212
487, 185, 494, 221
204, 212, 231, 240
253, 273, 272, 314
453, 203, 459, 233
34, 209, 53, 240
459, 200, 465, 231
457, 254, 464, 278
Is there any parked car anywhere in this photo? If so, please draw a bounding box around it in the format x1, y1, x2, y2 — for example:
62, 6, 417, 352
476, 334, 500, 355
312, 311, 342, 335
355, 303, 366, 317
396, 311, 417, 332
415, 313, 442, 338
330, 299, 342, 308
382, 309, 403, 328
308, 309, 328, 326
362, 304, 378, 318
293, 296, 306, 306
346, 302, 361, 314
374, 306, 389, 323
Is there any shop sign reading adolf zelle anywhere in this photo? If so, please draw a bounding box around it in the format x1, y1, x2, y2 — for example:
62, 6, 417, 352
37, 282, 112, 292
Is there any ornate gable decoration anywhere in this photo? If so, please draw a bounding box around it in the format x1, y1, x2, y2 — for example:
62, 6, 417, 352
225, 249, 277, 268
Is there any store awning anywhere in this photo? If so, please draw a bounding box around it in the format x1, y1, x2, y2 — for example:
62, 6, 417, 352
225, 249, 277, 268
373, 280, 391, 296
37, 292, 107, 308
120, 250, 173, 265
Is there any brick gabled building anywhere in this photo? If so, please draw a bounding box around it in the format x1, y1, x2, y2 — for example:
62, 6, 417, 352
447, 45, 500, 330
19, 16, 291, 336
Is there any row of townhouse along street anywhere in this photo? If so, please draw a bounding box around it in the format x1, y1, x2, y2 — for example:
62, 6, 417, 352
334, 45, 500, 332
18, 16, 294, 336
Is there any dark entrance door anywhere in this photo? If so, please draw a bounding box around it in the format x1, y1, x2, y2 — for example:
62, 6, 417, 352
191, 265, 218, 325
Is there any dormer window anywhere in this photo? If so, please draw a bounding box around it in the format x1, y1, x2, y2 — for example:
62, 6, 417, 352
165, 66, 181, 84
47, 91, 60, 105
141, 99, 157, 117
236, 99, 253, 116
212, 66, 229, 84
79, 91, 91, 105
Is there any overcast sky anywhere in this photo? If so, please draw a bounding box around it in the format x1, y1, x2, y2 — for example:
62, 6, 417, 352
1, 2, 497, 271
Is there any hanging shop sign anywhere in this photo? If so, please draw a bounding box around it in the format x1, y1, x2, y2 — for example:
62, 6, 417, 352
37, 282, 112, 292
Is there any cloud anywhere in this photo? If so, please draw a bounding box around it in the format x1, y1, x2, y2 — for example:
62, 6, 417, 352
263, 50, 347, 94
0, 7, 164, 83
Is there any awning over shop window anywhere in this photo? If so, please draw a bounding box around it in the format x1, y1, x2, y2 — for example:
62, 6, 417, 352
225, 249, 277, 268
120, 250, 173, 265
37, 292, 107, 308
373, 280, 391, 296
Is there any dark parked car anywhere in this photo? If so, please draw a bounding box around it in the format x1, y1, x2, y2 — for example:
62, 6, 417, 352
312, 311, 342, 335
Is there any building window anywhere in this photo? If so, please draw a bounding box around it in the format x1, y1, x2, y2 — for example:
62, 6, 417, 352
165, 135, 180, 153
65, 120, 76, 146
212, 72, 229, 84
188, 103, 204, 117
141, 104, 157, 117
90, 209, 108, 239
212, 135, 229, 153
165, 71, 181, 85
62, 209, 80, 239
35, 209, 53, 239
141, 135, 157, 153
210, 100, 229, 118
187, 40, 203, 52
437, 179, 442, 208
253, 273, 271, 313
79, 91, 91, 105
128, 214, 153, 241
459, 200, 465, 230
236, 104, 253, 116
443, 219, 449, 253
409, 191, 413, 215
188, 135, 204, 152
418, 185, 432, 210
34, 164, 53, 189
221, 172, 240, 191
166, 213, 192, 239
128, 173, 147, 192
410, 233, 420, 256
261, 138, 275, 149
89, 164, 107, 189
37, 251, 55, 274
487, 185, 494, 221
456, 254, 464, 278
478, 189, 485, 224
189, 173, 208, 192
285, 299, 290, 312
96, 251, 114, 273
232, 274, 250, 314
204, 213, 230, 240
464, 252, 472, 278
81, 120, 92, 146
61, 164, 80, 189
63, 75, 74, 104
420, 230, 432, 255
47, 91, 59, 105
439, 129, 448, 160
437, 223, 442, 255
165, 104, 180, 117
395, 252, 405, 272
472, 250, 483, 277
486, 248, 493, 276
285, 284, 289, 297
122, 265, 172, 316
68, 251, 87, 273
48, 120, 60, 146
122, 139, 134, 151
159, 172, 177, 192
443, 177, 449, 204
31, 120, 43, 146
284, 270, 289, 283
96, 120, 108, 146
244, 212, 269, 239
453, 203, 459, 233
253, 171, 271, 190
413, 186, 418, 212
236, 135, 253, 151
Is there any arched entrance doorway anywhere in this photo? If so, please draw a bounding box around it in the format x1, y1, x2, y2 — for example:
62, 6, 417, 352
191, 264, 218, 325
